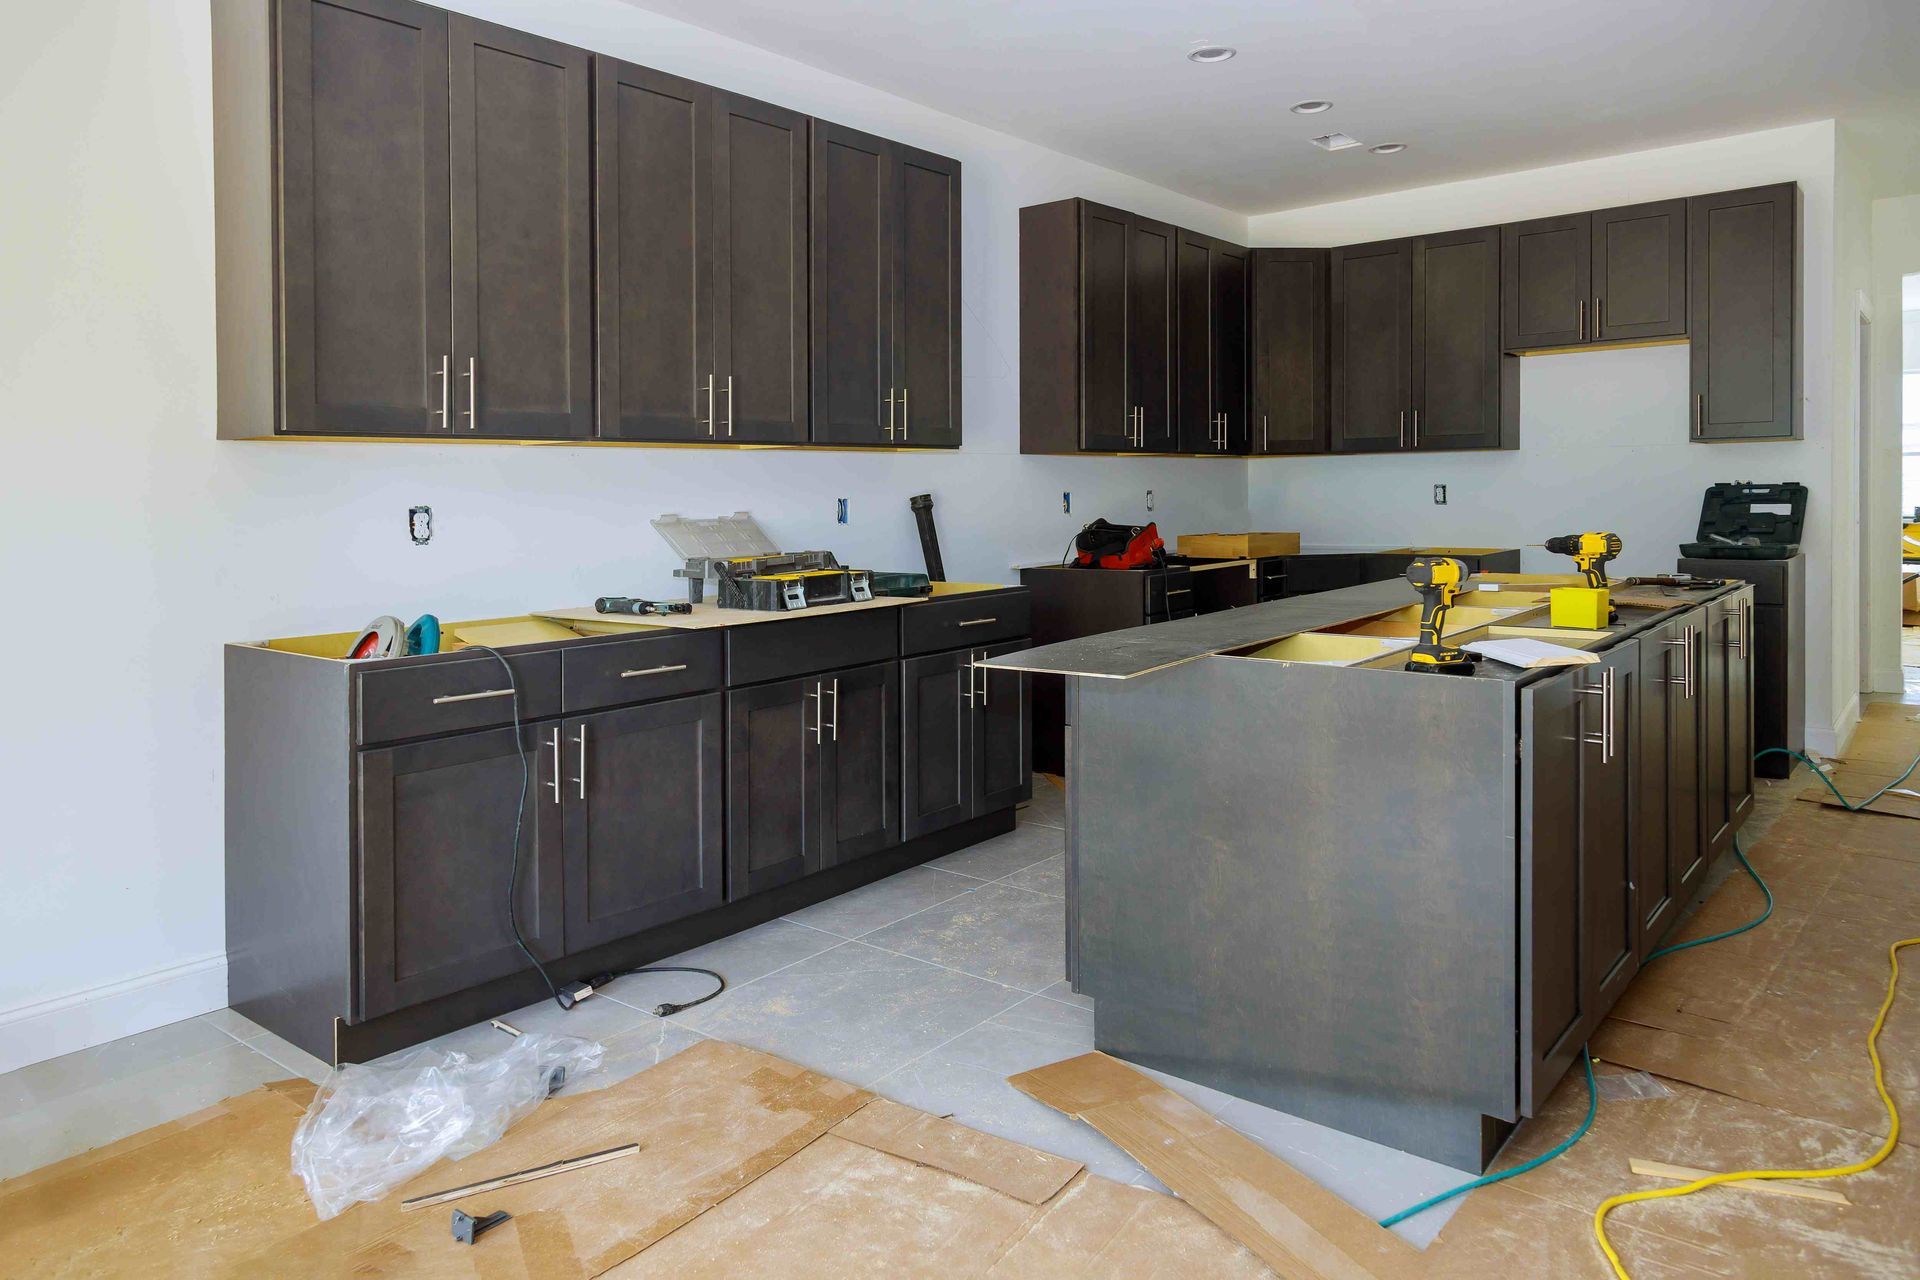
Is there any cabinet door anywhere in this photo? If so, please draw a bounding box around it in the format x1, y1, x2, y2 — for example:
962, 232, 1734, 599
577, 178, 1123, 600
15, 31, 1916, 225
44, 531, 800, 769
1702, 594, 1754, 855
357, 723, 563, 1020
820, 661, 901, 865
726, 676, 821, 897
1500, 213, 1590, 350
1174, 232, 1217, 452
1329, 239, 1412, 452
901, 649, 971, 839
1249, 249, 1328, 454
1128, 215, 1178, 451
810, 121, 893, 445
1078, 202, 1133, 450
595, 60, 712, 441
277, 0, 450, 436
894, 146, 962, 447
973, 641, 1033, 816
1670, 611, 1707, 904
1689, 184, 1797, 441
1412, 226, 1504, 450
1633, 619, 1683, 951
1212, 242, 1250, 454
1592, 199, 1686, 341
561, 694, 722, 951
713, 92, 809, 443
1727, 594, 1755, 824
1520, 667, 1583, 1111
1701, 603, 1732, 858
1579, 651, 1638, 1019
448, 17, 591, 439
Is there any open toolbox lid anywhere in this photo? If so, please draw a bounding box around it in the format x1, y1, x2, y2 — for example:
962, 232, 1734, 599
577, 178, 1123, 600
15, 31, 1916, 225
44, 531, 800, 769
1681, 481, 1808, 559
651, 510, 780, 562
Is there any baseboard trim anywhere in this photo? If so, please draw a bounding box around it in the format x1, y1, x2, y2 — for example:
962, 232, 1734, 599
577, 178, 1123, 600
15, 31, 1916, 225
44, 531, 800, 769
0, 952, 228, 1075
1809, 693, 1863, 759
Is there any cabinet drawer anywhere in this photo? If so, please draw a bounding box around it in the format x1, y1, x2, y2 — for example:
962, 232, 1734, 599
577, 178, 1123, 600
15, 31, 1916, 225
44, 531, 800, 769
562, 631, 722, 713
356, 650, 561, 747
900, 590, 1032, 656
726, 608, 899, 686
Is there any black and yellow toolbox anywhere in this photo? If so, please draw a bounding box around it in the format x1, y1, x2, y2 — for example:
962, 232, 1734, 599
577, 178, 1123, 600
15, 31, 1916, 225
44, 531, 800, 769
715, 551, 874, 611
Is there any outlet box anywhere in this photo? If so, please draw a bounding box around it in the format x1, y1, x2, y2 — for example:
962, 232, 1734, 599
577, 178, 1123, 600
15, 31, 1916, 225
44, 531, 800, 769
1433, 484, 1447, 506
836, 497, 848, 524
408, 505, 432, 545
1062, 492, 1071, 514
1146, 489, 1155, 512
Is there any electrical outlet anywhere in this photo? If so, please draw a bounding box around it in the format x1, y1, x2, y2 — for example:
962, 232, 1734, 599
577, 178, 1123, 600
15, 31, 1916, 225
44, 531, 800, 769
1061, 492, 1071, 515
408, 505, 432, 545
1145, 489, 1155, 512
836, 497, 848, 524
1433, 484, 1447, 506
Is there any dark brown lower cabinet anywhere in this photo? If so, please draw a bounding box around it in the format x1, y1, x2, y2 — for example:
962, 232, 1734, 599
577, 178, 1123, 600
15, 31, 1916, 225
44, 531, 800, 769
1701, 591, 1756, 858
727, 660, 900, 896
560, 693, 723, 950
1633, 609, 1703, 955
1521, 646, 1637, 1110
902, 641, 1032, 839
357, 722, 564, 1020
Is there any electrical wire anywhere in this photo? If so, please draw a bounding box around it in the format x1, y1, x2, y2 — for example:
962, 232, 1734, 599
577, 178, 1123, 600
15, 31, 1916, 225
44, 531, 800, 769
1592, 936, 1915, 1278
1758, 744, 1920, 813
573, 965, 728, 1017
462, 646, 566, 1010
1642, 836, 1771, 963
1377, 1046, 1598, 1229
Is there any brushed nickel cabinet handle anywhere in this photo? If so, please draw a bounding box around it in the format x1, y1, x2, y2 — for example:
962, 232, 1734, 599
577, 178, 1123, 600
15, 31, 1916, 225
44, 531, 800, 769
900, 386, 908, 440
1262, 413, 1269, 452
976, 652, 990, 707
807, 682, 822, 744
724, 374, 734, 436
1685, 625, 1697, 699
431, 355, 449, 428
460, 356, 476, 429
1578, 298, 1586, 342
885, 388, 896, 439
1412, 409, 1420, 448
700, 373, 715, 436
1693, 393, 1704, 438
955, 617, 999, 627
1594, 296, 1603, 337
573, 724, 587, 800
1398, 410, 1406, 448
620, 663, 688, 679
548, 728, 561, 803
963, 656, 976, 707
829, 677, 839, 742
1741, 601, 1751, 661
432, 687, 513, 705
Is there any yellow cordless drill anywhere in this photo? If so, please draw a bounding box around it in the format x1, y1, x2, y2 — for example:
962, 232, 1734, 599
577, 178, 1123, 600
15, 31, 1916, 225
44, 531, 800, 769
1403, 556, 1477, 675
1544, 531, 1623, 622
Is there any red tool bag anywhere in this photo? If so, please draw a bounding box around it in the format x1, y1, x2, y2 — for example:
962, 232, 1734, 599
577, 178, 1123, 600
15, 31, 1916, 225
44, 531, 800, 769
1071, 519, 1165, 570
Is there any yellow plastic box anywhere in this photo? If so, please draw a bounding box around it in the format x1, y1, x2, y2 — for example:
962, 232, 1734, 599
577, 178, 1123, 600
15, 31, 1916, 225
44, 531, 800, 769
1550, 587, 1610, 630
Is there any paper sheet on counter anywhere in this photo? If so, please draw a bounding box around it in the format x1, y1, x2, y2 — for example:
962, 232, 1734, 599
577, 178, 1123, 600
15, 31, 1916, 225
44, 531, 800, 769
1462, 637, 1599, 668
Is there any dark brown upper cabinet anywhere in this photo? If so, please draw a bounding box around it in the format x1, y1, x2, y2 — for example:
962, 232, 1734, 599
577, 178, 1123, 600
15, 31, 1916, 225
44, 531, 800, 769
272, 0, 453, 436
712, 92, 811, 444
268, 1, 591, 439
1020, 199, 1191, 454
1248, 248, 1329, 455
594, 60, 712, 441
449, 16, 593, 438
810, 122, 961, 447
1502, 200, 1685, 351
1332, 230, 1513, 454
1412, 226, 1515, 451
1174, 232, 1248, 454
1689, 184, 1799, 441
1329, 238, 1413, 452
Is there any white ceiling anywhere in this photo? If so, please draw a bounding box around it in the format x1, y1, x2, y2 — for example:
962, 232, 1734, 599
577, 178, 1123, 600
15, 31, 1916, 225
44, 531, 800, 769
620, 0, 1920, 213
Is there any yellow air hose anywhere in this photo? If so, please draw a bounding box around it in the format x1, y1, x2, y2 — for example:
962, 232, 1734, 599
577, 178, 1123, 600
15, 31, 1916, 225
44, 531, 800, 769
1592, 935, 1916, 1277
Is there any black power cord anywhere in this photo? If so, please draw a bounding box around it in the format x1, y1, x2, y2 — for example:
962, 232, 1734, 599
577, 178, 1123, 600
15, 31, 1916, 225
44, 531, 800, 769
462, 646, 726, 1018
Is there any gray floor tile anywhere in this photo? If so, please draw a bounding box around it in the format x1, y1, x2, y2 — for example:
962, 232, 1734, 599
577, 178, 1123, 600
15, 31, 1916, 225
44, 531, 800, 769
0, 1014, 237, 1116
861, 882, 1066, 993
603, 919, 840, 1009
0, 1042, 285, 1180
493, 989, 660, 1043
677, 941, 1025, 1086
1018, 776, 1067, 830
926, 821, 1063, 881
1214, 1096, 1472, 1249
998, 854, 1065, 898
785, 866, 982, 938
200, 1008, 273, 1042
247, 1029, 335, 1084
572, 1021, 708, 1094
872, 994, 1144, 1184
1038, 980, 1092, 1011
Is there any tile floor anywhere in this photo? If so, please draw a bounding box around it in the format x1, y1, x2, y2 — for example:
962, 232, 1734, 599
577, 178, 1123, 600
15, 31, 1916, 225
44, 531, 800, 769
7, 682, 1914, 1249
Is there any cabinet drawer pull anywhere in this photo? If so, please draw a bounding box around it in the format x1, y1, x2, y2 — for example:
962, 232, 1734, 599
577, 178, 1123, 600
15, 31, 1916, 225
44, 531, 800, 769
955, 617, 1000, 627
548, 728, 562, 804
724, 374, 734, 437
460, 356, 477, 429
620, 663, 689, 679
885, 388, 897, 439
1165, 587, 1191, 597
573, 724, 587, 800
431, 687, 514, 705
430, 354, 449, 429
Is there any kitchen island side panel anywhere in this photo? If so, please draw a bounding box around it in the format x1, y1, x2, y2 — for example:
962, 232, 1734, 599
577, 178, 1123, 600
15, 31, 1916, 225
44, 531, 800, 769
1074, 654, 1520, 1166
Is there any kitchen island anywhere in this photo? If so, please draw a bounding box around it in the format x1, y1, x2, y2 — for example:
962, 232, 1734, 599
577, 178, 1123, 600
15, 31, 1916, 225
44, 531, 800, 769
980, 574, 1755, 1170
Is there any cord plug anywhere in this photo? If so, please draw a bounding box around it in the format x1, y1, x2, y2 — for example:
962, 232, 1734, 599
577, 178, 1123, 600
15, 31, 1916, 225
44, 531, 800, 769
556, 981, 595, 1009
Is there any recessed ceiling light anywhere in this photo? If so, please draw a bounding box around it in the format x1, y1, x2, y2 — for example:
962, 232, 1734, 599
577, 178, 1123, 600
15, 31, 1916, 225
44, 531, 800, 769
1310, 132, 1363, 152
1290, 100, 1333, 114
1187, 45, 1237, 63
1370, 143, 1407, 155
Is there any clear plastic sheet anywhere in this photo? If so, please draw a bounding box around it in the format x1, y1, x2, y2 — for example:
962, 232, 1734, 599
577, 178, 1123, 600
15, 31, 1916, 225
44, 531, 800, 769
290, 1032, 604, 1219
1593, 1068, 1672, 1103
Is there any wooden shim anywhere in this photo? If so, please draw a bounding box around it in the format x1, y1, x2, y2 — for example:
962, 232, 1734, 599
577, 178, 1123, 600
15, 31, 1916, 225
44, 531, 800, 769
399, 1143, 639, 1210
1629, 1157, 1851, 1205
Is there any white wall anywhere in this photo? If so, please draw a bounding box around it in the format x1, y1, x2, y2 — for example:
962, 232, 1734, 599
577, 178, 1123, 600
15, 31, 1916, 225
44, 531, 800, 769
1868, 197, 1920, 690
1245, 124, 1850, 751
0, 0, 1250, 1071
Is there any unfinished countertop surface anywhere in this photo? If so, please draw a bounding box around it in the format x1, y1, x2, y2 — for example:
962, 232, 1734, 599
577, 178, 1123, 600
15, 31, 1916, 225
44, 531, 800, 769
981, 577, 1738, 680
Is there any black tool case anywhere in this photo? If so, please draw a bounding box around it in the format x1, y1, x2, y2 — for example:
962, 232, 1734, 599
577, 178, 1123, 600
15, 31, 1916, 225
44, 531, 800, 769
1680, 482, 1808, 560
